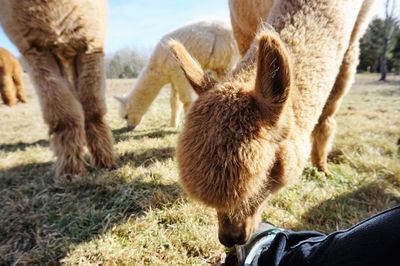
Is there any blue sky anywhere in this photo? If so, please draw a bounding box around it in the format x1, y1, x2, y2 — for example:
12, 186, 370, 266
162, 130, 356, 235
0, 0, 230, 55
0, 0, 385, 56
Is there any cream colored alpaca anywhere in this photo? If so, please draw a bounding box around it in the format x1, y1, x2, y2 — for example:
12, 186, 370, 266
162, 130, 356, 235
0, 0, 116, 180
170, 0, 375, 247
116, 20, 239, 129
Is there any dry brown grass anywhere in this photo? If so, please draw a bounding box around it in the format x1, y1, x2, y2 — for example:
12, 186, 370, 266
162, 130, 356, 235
0, 74, 399, 265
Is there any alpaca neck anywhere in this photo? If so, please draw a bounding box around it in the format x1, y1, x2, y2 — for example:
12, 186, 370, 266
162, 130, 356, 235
125, 64, 168, 118
265, 0, 363, 134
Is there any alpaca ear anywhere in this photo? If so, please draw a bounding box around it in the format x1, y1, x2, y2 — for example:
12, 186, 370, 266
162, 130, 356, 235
168, 40, 217, 95
114, 95, 126, 104
254, 32, 292, 119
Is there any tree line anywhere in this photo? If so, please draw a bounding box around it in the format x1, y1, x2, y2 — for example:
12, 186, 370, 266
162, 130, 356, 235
358, 0, 399, 80
105, 47, 148, 79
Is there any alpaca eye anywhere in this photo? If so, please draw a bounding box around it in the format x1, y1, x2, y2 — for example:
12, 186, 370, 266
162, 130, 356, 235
124, 115, 128, 119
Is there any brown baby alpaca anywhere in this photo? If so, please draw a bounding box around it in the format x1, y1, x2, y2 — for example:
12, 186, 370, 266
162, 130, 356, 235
0, 47, 27, 106
170, 0, 375, 247
0, 0, 116, 180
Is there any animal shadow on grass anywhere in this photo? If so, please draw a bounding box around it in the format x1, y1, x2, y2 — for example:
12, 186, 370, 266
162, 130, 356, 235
296, 181, 400, 233
0, 154, 181, 264
0, 139, 49, 152
119, 146, 176, 167
112, 127, 178, 143
0, 127, 177, 152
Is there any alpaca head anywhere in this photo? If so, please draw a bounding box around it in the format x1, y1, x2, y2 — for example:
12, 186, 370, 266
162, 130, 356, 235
114, 96, 142, 130
169, 32, 293, 247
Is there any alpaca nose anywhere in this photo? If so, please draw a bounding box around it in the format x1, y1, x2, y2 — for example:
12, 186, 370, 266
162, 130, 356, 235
127, 124, 136, 131
219, 232, 247, 247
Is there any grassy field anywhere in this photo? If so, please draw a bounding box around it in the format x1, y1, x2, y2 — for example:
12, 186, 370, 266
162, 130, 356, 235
0, 74, 399, 265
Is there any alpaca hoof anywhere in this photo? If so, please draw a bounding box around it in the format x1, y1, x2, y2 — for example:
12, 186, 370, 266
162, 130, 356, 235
92, 153, 117, 170
319, 167, 331, 176
98, 160, 117, 170
54, 172, 82, 184
53, 159, 86, 182
5, 101, 16, 107
127, 124, 136, 131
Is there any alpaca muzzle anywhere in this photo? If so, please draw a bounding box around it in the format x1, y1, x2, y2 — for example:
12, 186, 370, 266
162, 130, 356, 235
217, 212, 256, 247
219, 230, 248, 248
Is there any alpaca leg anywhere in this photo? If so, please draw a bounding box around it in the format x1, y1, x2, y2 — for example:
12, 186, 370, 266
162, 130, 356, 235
76, 51, 116, 169
311, 116, 336, 175
170, 86, 183, 128
183, 101, 192, 113
23, 48, 86, 179
13, 64, 27, 103
181, 90, 193, 115
213, 68, 229, 81
172, 74, 193, 115
0, 75, 17, 106
312, 43, 359, 175
230, 16, 255, 56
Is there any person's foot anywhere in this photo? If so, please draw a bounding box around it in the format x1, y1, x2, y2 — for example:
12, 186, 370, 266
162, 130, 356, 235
219, 222, 283, 266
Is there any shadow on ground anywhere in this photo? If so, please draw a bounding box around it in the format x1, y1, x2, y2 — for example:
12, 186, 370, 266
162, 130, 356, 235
0, 146, 181, 264
113, 127, 178, 143
119, 146, 175, 167
0, 127, 177, 154
0, 139, 49, 152
296, 181, 400, 233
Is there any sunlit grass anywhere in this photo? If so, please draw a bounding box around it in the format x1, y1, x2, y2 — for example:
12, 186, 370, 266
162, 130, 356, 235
0, 74, 399, 265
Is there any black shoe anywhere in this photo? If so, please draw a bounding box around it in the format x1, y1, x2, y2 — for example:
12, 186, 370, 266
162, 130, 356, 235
220, 222, 284, 266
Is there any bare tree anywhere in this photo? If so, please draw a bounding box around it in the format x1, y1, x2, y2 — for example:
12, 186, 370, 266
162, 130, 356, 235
380, 0, 399, 81
105, 47, 148, 79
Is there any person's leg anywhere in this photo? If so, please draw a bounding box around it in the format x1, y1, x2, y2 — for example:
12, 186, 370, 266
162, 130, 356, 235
257, 205, 400, 266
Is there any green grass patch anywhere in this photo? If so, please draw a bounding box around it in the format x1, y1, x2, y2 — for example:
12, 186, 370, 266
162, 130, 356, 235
0, 74, 399, 264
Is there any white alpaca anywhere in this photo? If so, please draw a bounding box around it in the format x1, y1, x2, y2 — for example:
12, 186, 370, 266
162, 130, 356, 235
116, 20, 239, 129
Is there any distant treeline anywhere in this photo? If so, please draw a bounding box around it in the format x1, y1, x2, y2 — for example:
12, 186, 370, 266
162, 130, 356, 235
105, 47, 148, 79
359, 17, 400, 74
104, 17, 399, 79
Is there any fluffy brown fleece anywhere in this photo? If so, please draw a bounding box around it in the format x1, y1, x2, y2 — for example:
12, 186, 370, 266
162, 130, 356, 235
170, 0, 375, 247
0, 0, 116, 180
0, 47, 27, 106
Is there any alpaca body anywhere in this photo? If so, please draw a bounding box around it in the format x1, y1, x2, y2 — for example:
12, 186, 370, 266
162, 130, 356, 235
229, 0, 274, 55
171, 0, 375, 247
230, 0, 376, 175
0, 0, 116, 180
0, 47, 27, 106
310, 0, 376, 174
117, 20, 239, 128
